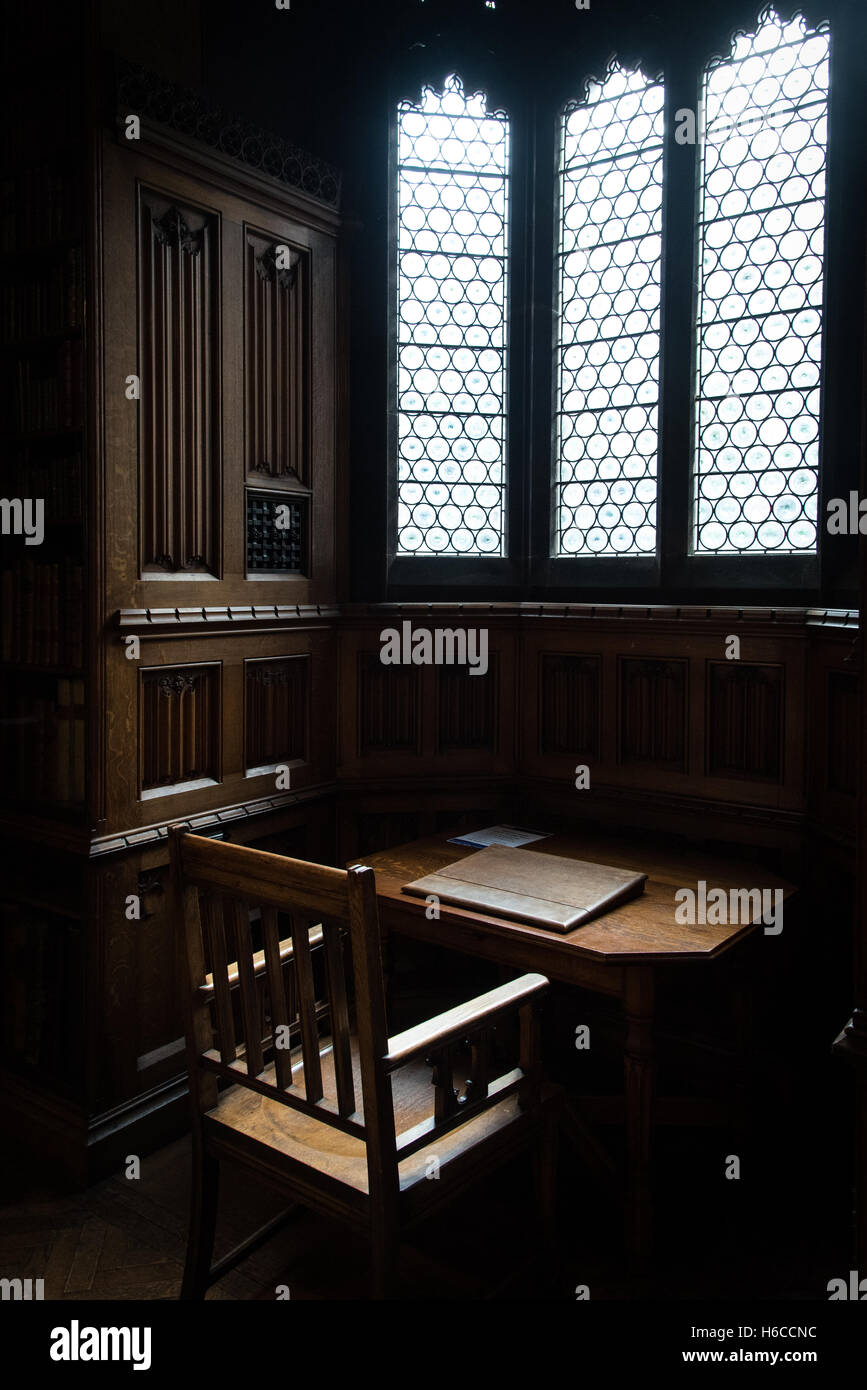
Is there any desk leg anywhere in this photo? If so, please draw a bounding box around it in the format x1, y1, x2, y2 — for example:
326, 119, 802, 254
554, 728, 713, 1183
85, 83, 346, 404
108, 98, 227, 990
624, 966, 655, 1257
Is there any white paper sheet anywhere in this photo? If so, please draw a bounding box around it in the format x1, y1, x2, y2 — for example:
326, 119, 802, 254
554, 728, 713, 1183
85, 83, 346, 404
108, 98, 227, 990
447, 824, 552, 849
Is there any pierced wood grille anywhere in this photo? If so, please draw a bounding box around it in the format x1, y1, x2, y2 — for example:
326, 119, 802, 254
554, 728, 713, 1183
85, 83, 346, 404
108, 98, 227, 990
245, 658, 309, 771
138, 195, 219, 575
245, 232, 309, 483
245, 490, 306, 573
141, 666, 219, 792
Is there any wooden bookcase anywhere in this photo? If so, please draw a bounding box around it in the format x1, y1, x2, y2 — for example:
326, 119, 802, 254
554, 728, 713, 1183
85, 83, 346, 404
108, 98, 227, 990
0, 53, 346, 1181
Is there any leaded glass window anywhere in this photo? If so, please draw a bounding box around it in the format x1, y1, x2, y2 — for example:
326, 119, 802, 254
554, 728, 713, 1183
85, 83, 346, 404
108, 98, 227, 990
693, 7, 829, 555
394, 74, 509, 556
554, 65, 664, 557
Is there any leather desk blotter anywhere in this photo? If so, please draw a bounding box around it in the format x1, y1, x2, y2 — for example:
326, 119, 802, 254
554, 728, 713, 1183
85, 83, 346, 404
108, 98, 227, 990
402, 845, 647, 933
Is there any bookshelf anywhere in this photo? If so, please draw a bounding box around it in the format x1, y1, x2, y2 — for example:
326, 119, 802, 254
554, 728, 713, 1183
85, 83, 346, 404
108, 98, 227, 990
0, 149, 87, 817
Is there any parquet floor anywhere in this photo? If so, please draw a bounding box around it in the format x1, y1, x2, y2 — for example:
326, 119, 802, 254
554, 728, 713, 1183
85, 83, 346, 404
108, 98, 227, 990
0, 1135, 541, 1300
0, 1117, 849, 1301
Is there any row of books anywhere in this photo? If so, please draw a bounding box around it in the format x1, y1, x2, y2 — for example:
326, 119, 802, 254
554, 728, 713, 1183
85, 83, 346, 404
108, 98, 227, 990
11, 339, 84, 433
0, 678, 86, 805
9, 448, 82, 522
0, 167, 80, 254
0, 559, 84, 667
0, 247, 83, 343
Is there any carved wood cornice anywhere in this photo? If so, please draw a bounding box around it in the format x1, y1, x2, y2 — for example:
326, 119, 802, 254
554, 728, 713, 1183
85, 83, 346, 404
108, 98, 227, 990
116, 59, 341, 212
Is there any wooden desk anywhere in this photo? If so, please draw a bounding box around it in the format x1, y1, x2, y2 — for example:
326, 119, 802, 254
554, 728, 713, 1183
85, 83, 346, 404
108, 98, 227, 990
349, 832, 795, 1256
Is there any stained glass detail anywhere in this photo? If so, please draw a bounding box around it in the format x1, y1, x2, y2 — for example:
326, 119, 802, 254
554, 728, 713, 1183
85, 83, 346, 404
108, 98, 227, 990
554, 65, 664, 557
395, 74, 509, 555
693, 7, 828, 554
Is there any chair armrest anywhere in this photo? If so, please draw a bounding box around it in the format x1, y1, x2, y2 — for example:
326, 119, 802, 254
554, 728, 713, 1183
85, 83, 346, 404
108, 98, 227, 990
383, 973, 548, 1072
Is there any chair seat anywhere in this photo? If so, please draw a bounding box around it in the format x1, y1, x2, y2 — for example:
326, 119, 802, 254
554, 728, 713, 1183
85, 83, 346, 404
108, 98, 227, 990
203, 1033, 541, 1199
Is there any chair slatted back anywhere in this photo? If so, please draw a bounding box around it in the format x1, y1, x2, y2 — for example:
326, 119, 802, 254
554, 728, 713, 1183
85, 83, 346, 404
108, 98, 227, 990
169, 829, 391, 1159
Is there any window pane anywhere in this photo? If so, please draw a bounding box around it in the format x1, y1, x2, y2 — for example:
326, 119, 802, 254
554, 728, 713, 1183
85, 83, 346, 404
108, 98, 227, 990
693, 9, 828, 555
555, 65, 664, 557
395, 74, 509, 556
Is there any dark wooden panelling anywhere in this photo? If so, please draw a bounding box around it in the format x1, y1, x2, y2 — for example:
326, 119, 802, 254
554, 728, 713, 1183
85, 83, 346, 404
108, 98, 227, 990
245, 656, 309, 770
619, 658, 687, 770
140, 665, 220, 792
247, 824, 311, 859
539, 653, 600, 757
0, 901, 82, 1093
138, 194, 219, 575
437, 657, 498, 753
245, 231, 309, 484
828, 670, 859, 797
358, 653, 420, 754
356, 811, 422, 857
707, 663, 783, 783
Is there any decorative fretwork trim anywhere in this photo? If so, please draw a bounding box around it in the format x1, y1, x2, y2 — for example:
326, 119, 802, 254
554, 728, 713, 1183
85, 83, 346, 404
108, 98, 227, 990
115, 602, 858, 633
117, 59, 341, 209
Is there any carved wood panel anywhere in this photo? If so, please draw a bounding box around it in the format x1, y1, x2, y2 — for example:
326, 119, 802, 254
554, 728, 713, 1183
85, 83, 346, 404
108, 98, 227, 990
138, 194, 219, 575
358, 653, 420, 754
245, 656, 309, 771
539, 653, 600, 758
140, 665, 220, 792
437, 658, 498, 753
707, 662, 783, 782
245, 230, 309, 484
619, 658, 687, 770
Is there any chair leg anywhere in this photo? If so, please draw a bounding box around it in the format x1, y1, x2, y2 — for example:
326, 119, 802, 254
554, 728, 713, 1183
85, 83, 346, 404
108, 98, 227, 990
370, 1222, 399, 1300
181, 1143, 220, 1300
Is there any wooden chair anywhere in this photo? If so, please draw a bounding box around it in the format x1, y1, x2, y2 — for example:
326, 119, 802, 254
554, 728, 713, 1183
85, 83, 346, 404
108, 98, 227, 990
168, 826, 559, 1299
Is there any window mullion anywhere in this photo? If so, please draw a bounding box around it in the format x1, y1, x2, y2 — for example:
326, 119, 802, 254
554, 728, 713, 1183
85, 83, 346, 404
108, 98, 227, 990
527, 95, 557, 586
658, 49, 700, 590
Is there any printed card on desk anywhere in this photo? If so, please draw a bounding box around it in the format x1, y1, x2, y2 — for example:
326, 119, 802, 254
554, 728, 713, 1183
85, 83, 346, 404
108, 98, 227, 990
446, 824, 553, 849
